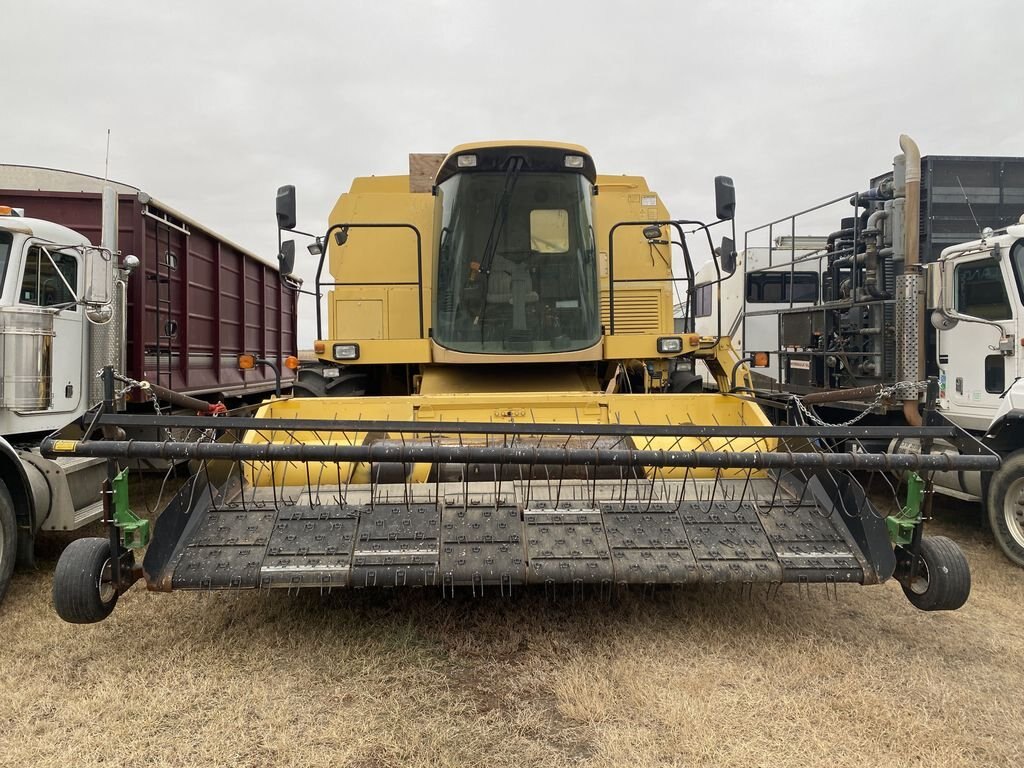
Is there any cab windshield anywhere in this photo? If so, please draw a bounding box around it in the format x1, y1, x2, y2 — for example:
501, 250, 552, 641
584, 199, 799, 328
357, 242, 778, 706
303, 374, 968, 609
433, 171, 599, 354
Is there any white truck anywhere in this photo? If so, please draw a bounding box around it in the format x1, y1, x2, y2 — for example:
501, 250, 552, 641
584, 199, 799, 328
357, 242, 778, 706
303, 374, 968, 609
711, 137, 1024, 566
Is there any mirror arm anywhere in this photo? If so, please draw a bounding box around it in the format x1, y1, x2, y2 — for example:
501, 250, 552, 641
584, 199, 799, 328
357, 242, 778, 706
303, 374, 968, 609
281, 227, 321, 239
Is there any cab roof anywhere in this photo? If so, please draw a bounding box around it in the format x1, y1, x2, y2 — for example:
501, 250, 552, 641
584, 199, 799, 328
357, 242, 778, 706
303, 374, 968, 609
436, 141, 596, 186
0, 215, 89, 245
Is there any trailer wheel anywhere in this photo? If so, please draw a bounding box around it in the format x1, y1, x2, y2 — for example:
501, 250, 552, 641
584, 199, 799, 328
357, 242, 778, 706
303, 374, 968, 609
0, 481, 17, 605
52, 538, 126, 624
899, 536, 971, 611
986, 449, 1024, 568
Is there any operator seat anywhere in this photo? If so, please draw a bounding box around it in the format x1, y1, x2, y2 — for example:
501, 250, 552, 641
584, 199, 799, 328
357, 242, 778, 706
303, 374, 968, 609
486, 250, 538, 332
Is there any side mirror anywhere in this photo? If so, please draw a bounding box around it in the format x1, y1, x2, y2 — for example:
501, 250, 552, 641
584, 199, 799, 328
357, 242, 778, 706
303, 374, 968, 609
931, 309, 959, 331
276, 185, 297, 231
714, 176, 736, 221
718, 236, 736, 275
924, 261, 942, 309
82, 246, 114, 305
278, 240, 296, 275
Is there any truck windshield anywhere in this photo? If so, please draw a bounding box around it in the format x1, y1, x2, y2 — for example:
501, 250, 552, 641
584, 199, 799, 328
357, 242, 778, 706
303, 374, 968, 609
433, 172, 599, 354
0, 231, 11, 292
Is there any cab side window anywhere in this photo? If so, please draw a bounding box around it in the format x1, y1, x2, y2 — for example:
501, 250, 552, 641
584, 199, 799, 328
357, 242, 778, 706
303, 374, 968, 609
955, 257, 1010, 321
20, 246, 78, 309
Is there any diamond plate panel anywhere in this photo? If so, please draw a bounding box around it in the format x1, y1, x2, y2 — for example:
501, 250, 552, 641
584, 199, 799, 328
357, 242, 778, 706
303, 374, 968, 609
441, 506, 521, 544
354, 503, 440, 542
441, 504, 527, 586
524, 517, 608, 558
611, 548, 699, 583
189, 509, 276, 547
602, 513, 690, 550
756, 502, 864, 582
695, 560, 782, 583
172, 545, 265, 589
525, 510, 612, 583
685, 522, 776, 561
677, 500, 761, 526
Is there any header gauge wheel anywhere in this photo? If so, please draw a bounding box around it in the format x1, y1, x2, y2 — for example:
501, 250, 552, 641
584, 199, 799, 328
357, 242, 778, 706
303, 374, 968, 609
899, 536, 971, 611
53, 538, 126, 624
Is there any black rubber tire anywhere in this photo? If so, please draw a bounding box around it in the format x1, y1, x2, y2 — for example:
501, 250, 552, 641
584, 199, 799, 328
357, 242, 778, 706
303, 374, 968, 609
52, 538, 121, 624
293, 370, 368, 398
667, 370, 703, 394
900, 536, 971, 611
986, 449, 1024, 568
0, 481, 17, 606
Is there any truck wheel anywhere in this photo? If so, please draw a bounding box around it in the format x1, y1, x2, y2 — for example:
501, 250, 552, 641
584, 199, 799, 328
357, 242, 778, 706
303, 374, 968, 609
986, 449, 1024, 567
0, 481, 16, 605
52, 538, 125, 624
899, 536, 971, 611
293, 371, 368, 398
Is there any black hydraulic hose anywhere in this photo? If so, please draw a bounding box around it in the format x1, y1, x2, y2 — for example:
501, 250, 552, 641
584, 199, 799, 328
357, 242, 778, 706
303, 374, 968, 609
729, 356, 754, 392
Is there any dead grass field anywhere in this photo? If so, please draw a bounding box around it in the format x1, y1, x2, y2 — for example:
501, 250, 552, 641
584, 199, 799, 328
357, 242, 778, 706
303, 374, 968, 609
2, 486, 1024, 768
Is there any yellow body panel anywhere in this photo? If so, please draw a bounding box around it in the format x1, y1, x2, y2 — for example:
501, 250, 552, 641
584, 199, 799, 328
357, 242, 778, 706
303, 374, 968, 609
603, 333, 699, 361
593, 174, 674, 337
326, 180, 436, 343
241, 391, 774, 488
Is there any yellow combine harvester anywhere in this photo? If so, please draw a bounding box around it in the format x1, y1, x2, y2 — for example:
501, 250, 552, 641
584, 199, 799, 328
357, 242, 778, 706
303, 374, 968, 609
46, 141, 997, 622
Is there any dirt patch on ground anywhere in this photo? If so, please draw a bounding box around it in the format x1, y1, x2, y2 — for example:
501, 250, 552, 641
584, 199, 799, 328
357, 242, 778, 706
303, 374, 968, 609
2, 486, 1022, 767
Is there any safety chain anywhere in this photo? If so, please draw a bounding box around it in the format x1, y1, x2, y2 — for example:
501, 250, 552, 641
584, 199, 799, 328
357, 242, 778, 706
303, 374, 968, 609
96, 370, 216, 444
100, 369, 164, 414
790, 380, 930, 427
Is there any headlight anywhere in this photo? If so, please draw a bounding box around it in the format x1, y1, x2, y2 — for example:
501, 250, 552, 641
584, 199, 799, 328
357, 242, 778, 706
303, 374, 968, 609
657, 336, 682, 354
333, 343, 360, 360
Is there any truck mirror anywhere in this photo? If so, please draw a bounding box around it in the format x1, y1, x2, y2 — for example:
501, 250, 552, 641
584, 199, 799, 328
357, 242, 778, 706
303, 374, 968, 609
718, 236, 736, 275
930, 309, 958, 331
714, 176, 736, 221
276, 185, 297, 231
278, 240, 296, 275
924, 262, 942, 309
82, 246, 114, 306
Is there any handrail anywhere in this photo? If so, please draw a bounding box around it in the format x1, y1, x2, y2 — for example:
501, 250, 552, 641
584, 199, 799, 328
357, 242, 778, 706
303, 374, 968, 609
315, 222, 425, 339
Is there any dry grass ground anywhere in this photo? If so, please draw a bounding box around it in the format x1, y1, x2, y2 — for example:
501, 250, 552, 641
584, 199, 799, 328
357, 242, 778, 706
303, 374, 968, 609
2, 482, 1023, 768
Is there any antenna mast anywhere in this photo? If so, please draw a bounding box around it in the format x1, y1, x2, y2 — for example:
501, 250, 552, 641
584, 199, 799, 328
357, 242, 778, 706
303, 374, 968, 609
955, 175, 981, 234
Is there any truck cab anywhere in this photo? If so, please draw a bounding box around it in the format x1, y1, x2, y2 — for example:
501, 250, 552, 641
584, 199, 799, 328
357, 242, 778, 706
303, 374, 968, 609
929, 223, 1024, 432
0, 211, 96, 435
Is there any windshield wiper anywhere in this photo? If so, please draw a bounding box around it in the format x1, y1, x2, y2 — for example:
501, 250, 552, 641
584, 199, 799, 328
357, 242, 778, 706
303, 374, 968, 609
478, 156, 524, 278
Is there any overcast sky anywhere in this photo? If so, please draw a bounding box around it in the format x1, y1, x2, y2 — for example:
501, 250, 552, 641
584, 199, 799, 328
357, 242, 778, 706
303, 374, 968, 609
4, 0, 1023, 343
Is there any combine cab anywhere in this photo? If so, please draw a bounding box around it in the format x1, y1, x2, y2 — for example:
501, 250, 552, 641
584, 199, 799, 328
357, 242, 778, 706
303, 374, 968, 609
47, 141, 998, 622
